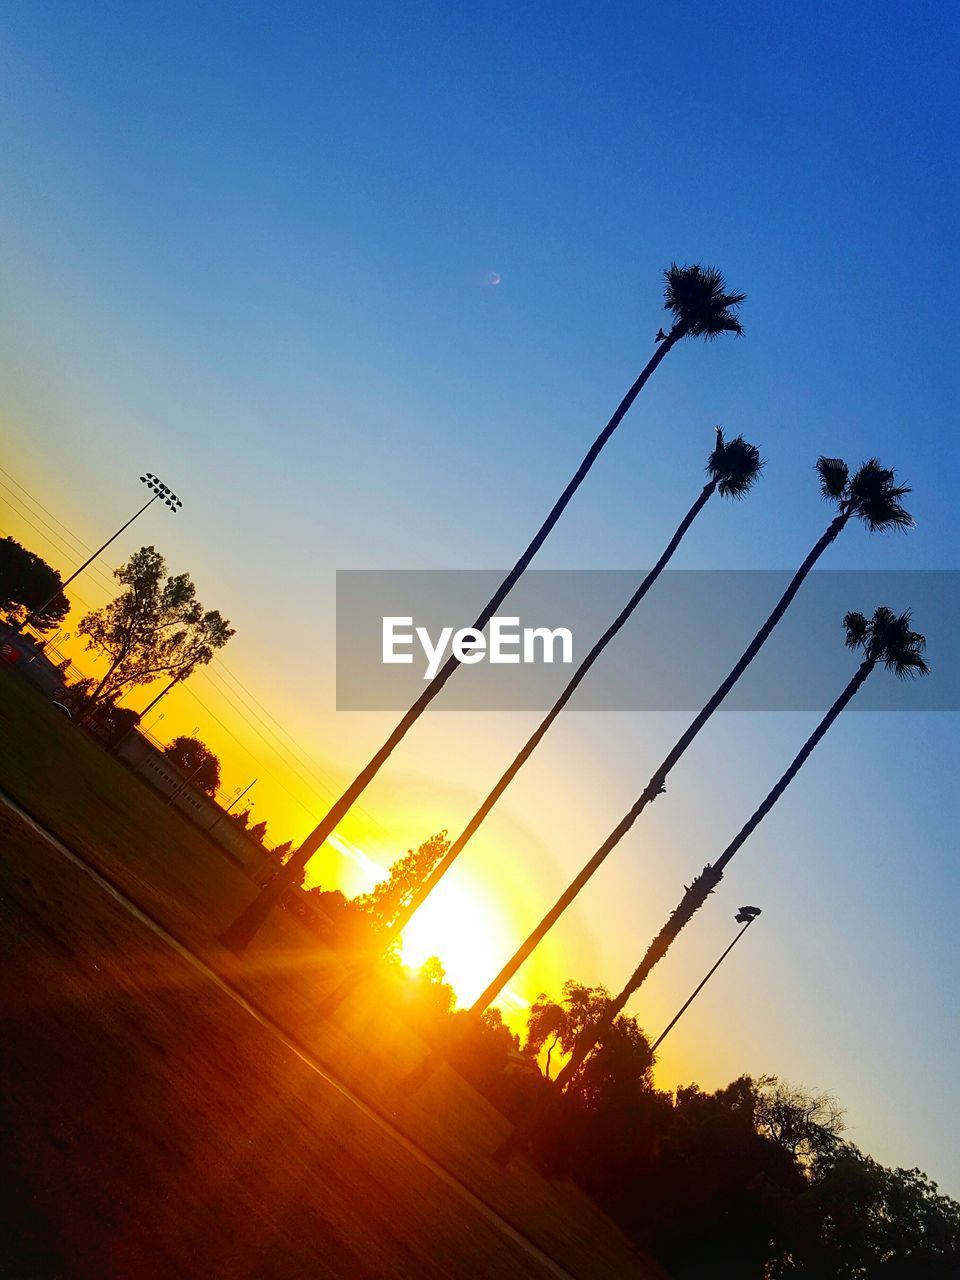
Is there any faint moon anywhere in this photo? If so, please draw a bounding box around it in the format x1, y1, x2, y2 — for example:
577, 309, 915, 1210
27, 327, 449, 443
489, 272, 502, 286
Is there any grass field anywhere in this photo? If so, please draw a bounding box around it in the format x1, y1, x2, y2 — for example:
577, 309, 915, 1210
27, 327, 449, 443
0, 668, 664, 1279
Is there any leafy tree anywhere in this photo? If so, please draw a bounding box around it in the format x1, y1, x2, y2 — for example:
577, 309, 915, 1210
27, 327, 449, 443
414, 956, 456, 1020
524, 995, 568, 1078
248, 819, 268, 843
753, 1076, 845, 1171
163, 735, 221, 795
0, 537, 69, 632
220, 263, 747, 953
469, 457, 915, 1022
355, 831, 450, 933
78, 546, 234, 709
272, 839, 294, 862
230, 808, 251, 829
770, 1151, 960, 1278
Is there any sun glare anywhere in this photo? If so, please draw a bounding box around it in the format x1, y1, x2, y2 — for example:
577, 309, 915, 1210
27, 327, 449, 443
399, 874, 519, 1010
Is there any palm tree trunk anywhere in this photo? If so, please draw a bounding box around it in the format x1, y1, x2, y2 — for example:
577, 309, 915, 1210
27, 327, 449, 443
466, 511, 850, 1019
314, 476, 717, 1015
552, 654, 875, 1094
220, 327, 688, 953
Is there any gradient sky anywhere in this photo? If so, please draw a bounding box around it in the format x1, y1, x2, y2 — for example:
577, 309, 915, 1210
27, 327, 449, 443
1, 2, 957, 1191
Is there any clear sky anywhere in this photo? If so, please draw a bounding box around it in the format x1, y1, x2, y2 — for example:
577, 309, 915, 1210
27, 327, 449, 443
1, 2, 957, 1190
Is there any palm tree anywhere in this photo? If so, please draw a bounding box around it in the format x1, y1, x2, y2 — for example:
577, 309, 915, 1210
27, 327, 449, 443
547, 605, 929, 1096
464, 458, 914, 1021
220, 264, 747, 952
315, 428, 762, 1016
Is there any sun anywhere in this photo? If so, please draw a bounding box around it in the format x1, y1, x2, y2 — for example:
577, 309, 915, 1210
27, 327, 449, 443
398, 873, 520, 1010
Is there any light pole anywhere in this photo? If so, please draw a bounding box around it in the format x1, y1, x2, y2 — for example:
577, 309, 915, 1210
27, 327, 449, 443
650, 906, 762, 1053
26, 471, 182, 628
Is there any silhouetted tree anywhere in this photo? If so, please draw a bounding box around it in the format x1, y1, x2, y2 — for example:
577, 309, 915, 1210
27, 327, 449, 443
469, 457, 914, 1024
0, 537, 69, 632
753, 1076, 846, 1171
412, 956, 456, 1020
78, 546, 233, 709
248, 819, 268, 843
221, 263, 748, 952
355, 831, 451, 934
524, 995, 568, 1078
163, 735, 222, 795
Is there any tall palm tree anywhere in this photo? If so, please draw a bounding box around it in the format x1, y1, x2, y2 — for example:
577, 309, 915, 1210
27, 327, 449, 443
220, 264, 747, 952
547, 606, 929, 1096
315, 428, 762, 1016
464, 458, 914, 1020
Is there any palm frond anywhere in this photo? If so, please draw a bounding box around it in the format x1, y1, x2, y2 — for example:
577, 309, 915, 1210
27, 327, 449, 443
663, 263, 745, 340
867, 606, 930, 678
706, 426, 726, 478
710, 432, 763, 498
816, 456, 849, 502
848, 459, 915, 532
842, 611, 870, 650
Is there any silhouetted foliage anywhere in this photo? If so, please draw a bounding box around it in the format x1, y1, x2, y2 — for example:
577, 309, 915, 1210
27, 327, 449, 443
663, 262, 746, 339
524, 994, 568, 1078
163, 735, 222, 796
0, 537, 69, 632
502, 982, 960, 1279
817, 456, 914, 532
355, 831, 450, 933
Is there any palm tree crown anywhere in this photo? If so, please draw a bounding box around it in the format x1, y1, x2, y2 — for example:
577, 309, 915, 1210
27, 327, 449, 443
708, 428, 763, 498
663, 263, 746, 340
844, 605, 930, 677
817, 456, 914, 532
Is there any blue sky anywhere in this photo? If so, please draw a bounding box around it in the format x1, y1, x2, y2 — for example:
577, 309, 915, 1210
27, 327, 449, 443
1, 2, 957, 1189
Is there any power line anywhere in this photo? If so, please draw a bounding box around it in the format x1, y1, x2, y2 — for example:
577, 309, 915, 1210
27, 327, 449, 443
0, 465, 94, 554
199, 662, 394, 841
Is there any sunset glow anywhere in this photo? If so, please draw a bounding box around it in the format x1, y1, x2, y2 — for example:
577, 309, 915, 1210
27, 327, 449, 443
399, 873, 523, 1009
